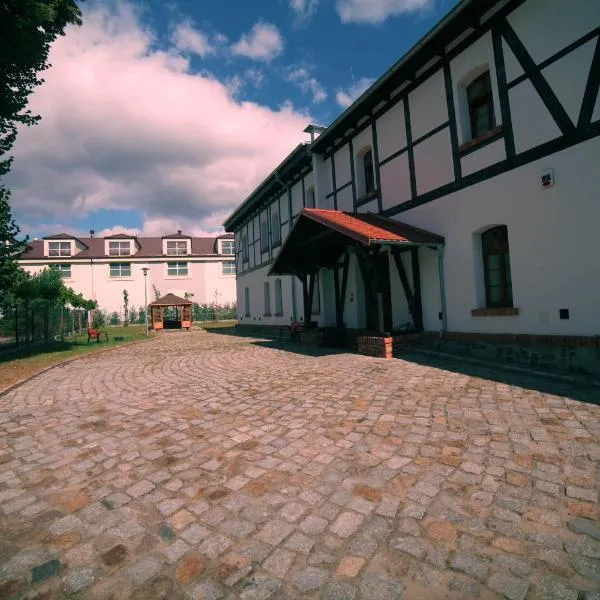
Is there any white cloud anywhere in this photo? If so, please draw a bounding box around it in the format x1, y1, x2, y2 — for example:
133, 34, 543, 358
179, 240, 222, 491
336, 77, 375, 107
6, 3, 310, 235
336, 0, 434, 24
231, 22, 284, 62
286, 67, 327, 104
245, 68, 265, 88
170, 21, 215, 57
290, 0, 319, 24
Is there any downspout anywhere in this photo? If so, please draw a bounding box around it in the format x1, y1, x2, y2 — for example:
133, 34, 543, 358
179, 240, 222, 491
274, 170, 297, 321
437, 246, 447, 337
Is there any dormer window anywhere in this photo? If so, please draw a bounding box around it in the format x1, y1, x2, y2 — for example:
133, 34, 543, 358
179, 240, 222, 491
48, 241, 71, 257
468, 71, 495, 139
221, 240, 234, 255
108, 241, 131, 256
166, 240, 188, 255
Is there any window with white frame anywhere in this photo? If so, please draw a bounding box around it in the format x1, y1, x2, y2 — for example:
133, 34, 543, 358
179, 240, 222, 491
167, 261, 188, 276
166, 240, 188, 255
356, 148, 376, 198
242, 233, 249, 263
260, 215, 269, 253
52, 264, 71, 278
108, 240, 131, 256
222, 261, 235, 275
48, 241, 71, 257
467, 71, 495, 140
274, 278, 283, 316
109, 262, 131, 277
221, 240, 234, 255
244, 287, 250, 316
311, 274, 320, 315
264, 281, 271, 316
271, 209, 281, 247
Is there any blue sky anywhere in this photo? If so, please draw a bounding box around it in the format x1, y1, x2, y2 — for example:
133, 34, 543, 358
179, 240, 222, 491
7, 0, 458, 238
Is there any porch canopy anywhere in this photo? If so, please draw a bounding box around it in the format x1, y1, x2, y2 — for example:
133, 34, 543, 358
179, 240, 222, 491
148, 293, 192, 330
269, 209, 444, 331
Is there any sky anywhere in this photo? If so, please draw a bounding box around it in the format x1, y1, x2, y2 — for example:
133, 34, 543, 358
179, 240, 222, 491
6, 0, 458, 239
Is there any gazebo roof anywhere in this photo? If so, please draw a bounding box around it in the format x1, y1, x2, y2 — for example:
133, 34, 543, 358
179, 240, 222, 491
149, 293, 192, 307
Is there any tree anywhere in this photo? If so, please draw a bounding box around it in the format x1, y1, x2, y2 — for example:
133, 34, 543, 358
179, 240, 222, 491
137, 308, 146, 325
0, 188, 27, 309
122, 289, 129, 327
152, 285, 161, 301
0, 0, 83, 176
129, 305, 137, 325
109, 311, 120, 326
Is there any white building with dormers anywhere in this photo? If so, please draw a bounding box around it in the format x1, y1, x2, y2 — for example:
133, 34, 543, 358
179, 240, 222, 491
18, 231, 236, 317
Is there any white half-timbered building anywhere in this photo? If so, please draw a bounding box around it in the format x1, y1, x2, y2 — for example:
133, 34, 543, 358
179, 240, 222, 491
224, 0, 600, 374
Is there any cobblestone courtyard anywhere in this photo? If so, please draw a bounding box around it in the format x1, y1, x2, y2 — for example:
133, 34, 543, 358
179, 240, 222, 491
1, 330, 600, 599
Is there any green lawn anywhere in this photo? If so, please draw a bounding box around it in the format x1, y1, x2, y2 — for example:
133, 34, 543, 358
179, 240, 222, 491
196, 320, 237, 330
0, 325, 153, 392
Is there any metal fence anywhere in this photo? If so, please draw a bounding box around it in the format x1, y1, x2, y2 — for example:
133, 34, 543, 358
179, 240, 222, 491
0, 302, 89, 351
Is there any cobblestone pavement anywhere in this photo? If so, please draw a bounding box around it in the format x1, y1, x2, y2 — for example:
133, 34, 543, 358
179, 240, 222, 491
1, 330, 600, 600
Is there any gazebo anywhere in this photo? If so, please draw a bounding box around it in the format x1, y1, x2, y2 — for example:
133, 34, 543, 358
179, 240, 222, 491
148, 293, 192, 330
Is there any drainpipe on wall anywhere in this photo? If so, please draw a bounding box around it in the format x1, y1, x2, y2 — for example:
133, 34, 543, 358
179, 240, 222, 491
274, 170, 297, 321
437, 246, 448, 337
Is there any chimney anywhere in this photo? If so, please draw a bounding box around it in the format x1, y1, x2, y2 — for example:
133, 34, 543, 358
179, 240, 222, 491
177, 229, 182, 235
90, 229, 95, 238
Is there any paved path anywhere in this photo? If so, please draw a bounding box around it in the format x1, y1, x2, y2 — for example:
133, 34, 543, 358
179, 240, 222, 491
1, 330, 599, 600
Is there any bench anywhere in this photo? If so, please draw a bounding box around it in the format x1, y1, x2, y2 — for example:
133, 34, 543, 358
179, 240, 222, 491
87, 328, 108, 343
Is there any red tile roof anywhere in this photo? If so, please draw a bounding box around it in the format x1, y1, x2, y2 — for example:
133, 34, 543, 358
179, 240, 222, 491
301, 209, 444, 246
149, 293, 192, 306
21, 236, 230, 260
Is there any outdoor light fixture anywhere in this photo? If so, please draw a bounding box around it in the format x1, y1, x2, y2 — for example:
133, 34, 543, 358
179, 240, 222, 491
141, 267, 149, 336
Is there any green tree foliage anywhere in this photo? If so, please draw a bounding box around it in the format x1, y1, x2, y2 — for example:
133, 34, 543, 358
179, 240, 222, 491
122, 289, 129, 326
109, 311, 120, 326
0, 188, 27, 309
137, 308, 146, 325
0, 0, 83, 175
129, 305, 137, 324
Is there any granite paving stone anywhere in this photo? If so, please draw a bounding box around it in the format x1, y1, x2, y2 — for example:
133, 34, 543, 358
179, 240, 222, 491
0, 330, 599, 599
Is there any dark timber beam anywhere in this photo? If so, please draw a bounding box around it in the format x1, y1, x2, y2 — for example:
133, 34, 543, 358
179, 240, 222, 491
391, 247, 417, 327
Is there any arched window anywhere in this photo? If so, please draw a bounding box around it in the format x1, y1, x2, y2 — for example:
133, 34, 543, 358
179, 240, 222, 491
481, 226, 512, 308
362, 149, 375, 195
467, 71, 495, 139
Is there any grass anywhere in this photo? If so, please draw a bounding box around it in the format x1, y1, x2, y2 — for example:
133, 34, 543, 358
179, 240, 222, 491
0, 325, 153, 393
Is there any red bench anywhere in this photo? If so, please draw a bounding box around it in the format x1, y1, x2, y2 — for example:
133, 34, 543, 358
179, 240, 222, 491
87, 328, 108, 343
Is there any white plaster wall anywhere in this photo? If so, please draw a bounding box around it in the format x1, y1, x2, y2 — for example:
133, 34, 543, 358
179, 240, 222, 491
376, 100, 407, 162
413, 129, 455, 195
380, 153, 411, 210
408, 69, 448, 141
337, 186, 354, 212
20, 258, 235, 317
388, 250, 412, 329
509, 80, 562, 154
356, 199, 378, 214
460, 139, 506, 177
322, 157, 334, 199
542, 40, 596, 125
397, 135, 600, 336
291, 179, 304, 218
507, 0, 600, 64
334, 144, 352, 188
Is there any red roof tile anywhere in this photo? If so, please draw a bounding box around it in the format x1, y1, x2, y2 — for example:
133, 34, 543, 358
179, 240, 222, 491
301, 209, 444, 246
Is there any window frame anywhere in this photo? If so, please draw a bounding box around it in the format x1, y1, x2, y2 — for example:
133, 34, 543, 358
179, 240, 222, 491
166, 261, 189, 277
165, 240, 188, 256
363, 149, 376, 196
271, 208, 281, 248
467, 71, 495, 140
48, 241, 71, 257
274, 278, 283, 316
222, 261, 235, 275
260, 215, 269, 254
109, 262, 132, 278
264, 281, 271, 316
52, 263, 72, 278
481, 225, 513, 309
108, 240, 131, 256
221, 240, 234, 255
241, 233, 249, 263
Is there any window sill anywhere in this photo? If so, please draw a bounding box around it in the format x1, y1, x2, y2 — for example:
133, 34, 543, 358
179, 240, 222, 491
165, 275, 190, 279
471, 307, 519, 317
356, 190, 378, 206
459, 126, 504, 154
